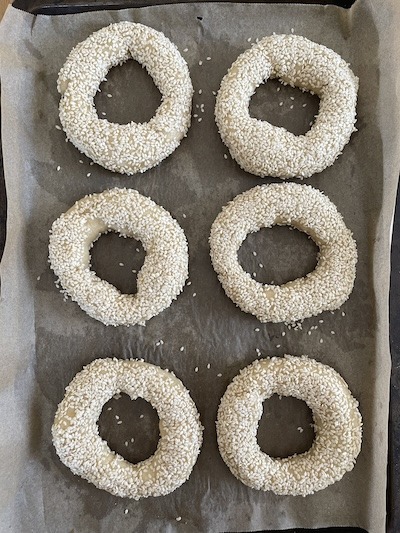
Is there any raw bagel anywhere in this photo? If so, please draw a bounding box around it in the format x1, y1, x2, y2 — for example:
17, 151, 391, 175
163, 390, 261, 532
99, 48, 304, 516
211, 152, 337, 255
49, 188, 188, 326
215, 34, 358, 178
216, 356, 362, 496
209, 183, 357, 323
58, 22, 193, 174
52, 358, 203, 499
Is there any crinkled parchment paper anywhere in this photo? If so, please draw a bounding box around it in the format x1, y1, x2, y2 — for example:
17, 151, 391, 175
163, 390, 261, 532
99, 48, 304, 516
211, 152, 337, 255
0, 1, 400, 531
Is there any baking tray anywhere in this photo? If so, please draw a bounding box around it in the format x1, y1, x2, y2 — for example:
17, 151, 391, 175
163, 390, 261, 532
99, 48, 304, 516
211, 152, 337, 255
1, 0, 398, 531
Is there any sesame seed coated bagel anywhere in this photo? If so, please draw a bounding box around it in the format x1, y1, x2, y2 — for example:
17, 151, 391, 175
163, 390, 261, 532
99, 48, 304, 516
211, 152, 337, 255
215, 34, 358, 179
58, 22, 193, 175
52, 358, 203, 499
217, 356, 362, 496
49, 188, 188, 327
209, 183, 357, 323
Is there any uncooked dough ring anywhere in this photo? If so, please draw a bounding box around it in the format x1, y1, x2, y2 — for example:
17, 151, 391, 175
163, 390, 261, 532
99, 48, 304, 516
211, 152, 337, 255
58, 22, 193, 174
52, 358, 203, 499
215, 34, 358, 179
49, 187, 188, 326
209, 183, 357, 323
217, 356, 362, 496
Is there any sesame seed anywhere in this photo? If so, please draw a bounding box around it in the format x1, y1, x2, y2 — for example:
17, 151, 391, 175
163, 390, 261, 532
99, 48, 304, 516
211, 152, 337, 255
55, 125, 61, 130
255, 328, 260, 332
107, 93, 112, 98
86, 173, 91, 177
176, 516, 182, 522
183, 48, 188, 52
198, 89, 202, 95
198, 60, 203, 66
182, 213, 187, 218
119, 262, 124, 267
217, 373, 222, 377
56, 166, 61, 171
320, 339, 324, 343
193, 292, 197, 297
194, 367, 198, 372
223, 154, 228, 159
180, 346, 185, 352
124, 509, 129, 515
206, 57, 211, 60
207, 363, 210, 369
198, 118, 202, 123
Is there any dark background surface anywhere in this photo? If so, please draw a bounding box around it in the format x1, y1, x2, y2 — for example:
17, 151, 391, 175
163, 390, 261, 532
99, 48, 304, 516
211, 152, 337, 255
0, 0, 397, 532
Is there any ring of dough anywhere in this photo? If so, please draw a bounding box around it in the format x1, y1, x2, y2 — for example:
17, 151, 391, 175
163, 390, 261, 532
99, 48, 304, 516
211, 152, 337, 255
217, 356, 362, 496
52, 358, 203, 499
49, 187, 188, 326
209, 183, 357, 323
215, 34, 358, 178
58, 22, 193, 174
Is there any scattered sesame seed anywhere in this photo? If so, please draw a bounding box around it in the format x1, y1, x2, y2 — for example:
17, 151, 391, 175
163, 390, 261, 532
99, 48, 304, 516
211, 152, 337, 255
193, 114, 198, 118
55, 125, 62, 130
206, 56, 211, 60
279, 102, 283, 106
297, 426, 304, 433
320, 339, 324, 343
207, 363, 210, 369
117, 420, 122, 425
182, 213, 187, 218
176, 516, 182, 522
259, 263, 263, 268
252, 251, 257, 256
186, 281, 192, 286
86, 173, 91, 177
290, 96, 295, 100
276, 345, 281, 348
56, 166, 61, 171
217, 373, 222, 377
198, 89, 202, 94
124, 509, 129, 515
139, 414, 144, 419
302, 103, 307, 107
342, 311, 346, 316
107, 93, 112, 98
247, 37, 252, 42
180, 346, 185, 352
223, 154, 228, 159
198, 60, 203, 66
79, 160, 84, 164
183, 47, 188, 52
194, 367, 198, 372
282, 332, 286, 337
290, 105, 294, 109
331, 331, 335, 335
255, 328, 260, 332
193, 292, 197, 297
37, 275, 41, 281
119, 262, 124, 267
198, 118, 202, 122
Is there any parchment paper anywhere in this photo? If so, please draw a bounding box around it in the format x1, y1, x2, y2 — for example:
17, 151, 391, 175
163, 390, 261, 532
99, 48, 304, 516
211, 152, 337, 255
0, 1, 400, 532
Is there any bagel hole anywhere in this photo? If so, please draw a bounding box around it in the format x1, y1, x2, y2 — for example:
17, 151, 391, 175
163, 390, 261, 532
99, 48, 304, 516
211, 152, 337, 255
249, 79, 320, 135
258, 395, 315, 458
94, 59, 162, 124
90, 232, 145, 294
98, 394, 160, 463
238, 226, 318, 285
